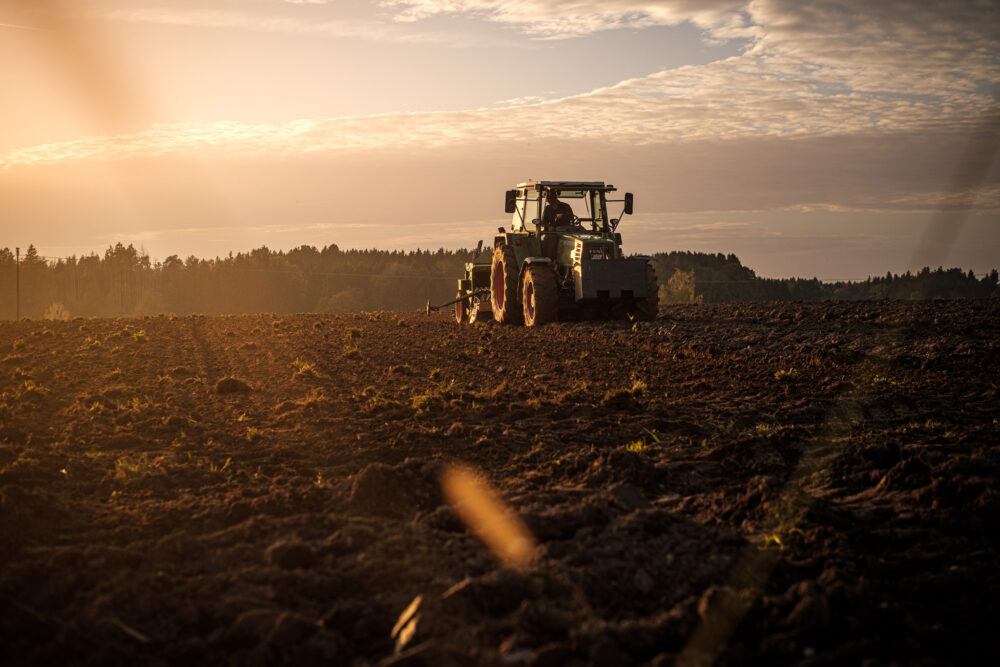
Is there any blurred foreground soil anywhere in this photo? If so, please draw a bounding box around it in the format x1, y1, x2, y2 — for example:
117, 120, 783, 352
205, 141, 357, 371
1, 300, 998, 666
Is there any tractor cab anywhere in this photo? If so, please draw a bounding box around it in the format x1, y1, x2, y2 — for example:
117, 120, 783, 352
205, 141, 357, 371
504, 181, 633, 269
504, 181, 633, 236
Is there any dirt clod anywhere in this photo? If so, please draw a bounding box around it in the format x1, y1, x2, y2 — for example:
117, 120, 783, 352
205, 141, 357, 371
350, 463, 411, 517
264, 538, 317, 569
785, 595, 831, 635
267, 611, 319, 645
215, 376, 252, 394
228, 609, 282, 645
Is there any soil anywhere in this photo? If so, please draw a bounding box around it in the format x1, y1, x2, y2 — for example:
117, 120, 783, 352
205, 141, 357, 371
1, 300, 998, 666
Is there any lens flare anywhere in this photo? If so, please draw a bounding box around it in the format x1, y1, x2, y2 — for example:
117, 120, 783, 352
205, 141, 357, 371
440, 463, 536, 570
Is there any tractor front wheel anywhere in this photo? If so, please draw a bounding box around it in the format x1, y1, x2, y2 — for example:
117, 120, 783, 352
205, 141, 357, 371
636, 264, 660, 321
522, 264, 558, 327
491, 245, 522, 324
454, 291, 468, 324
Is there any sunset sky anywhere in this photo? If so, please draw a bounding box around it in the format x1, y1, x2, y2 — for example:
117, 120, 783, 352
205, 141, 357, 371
1, 0, 998, 279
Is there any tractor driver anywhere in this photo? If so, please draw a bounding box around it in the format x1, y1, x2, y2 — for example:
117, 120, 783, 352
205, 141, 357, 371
542, 191, 576, 230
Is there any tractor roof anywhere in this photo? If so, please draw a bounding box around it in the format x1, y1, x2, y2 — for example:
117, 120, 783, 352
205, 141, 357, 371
516, 180, 616, 192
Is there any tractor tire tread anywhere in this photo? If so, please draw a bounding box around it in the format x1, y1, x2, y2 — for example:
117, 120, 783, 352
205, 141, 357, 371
455, 290, 469, 324
491, 245, 523, 324
523, 264, 558, 327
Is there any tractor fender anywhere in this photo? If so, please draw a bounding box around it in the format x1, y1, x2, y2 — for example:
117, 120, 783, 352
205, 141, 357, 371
494, 233, 519, 249
517, 257, 553, 301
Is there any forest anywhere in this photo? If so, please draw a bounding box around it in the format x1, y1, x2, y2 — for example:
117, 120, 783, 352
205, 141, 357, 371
652, 251, 1000, 304
1, 243, 996, 319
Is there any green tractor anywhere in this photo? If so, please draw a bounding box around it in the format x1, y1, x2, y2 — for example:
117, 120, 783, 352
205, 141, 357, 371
438, 181, 658, 326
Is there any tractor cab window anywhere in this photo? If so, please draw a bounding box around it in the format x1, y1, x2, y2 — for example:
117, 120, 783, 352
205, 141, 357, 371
513, 189, 540, 231
543, 190, 585, 224
542, 189, 608, 231
590, 191, 607, 230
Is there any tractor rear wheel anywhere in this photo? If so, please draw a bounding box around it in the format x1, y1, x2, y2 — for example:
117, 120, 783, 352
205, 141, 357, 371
491, 245, 522, 324
636, 264, 660, 321
454, 291, 468, 324
522, 264, 558, 327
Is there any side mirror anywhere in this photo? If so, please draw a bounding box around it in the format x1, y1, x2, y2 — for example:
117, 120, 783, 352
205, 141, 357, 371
504, 190, 518, 214
624, 192, 634, 216
474, 239, 483, 258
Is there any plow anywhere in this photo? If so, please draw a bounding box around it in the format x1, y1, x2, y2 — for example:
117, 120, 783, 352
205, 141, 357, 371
425, 289, 490, 320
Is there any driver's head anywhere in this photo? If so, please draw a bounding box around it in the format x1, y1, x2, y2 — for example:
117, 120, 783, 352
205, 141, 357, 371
545, 190, 559, 203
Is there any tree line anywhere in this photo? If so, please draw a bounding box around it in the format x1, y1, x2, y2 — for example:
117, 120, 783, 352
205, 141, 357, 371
0, 243, 474, 320
653, 251, 1000, 303
0, 244, 996, 320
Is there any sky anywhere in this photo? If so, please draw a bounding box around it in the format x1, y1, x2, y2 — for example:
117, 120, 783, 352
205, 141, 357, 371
1, 0, 998, 279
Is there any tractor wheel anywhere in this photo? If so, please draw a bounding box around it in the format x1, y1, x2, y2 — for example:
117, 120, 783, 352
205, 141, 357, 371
454, 291, 468, 324
636, 264, 660, 321
491, 245, 522, 325
522, 264, 558, 327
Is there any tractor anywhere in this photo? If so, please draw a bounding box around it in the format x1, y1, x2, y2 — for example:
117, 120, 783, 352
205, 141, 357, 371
435, 181, 658, 326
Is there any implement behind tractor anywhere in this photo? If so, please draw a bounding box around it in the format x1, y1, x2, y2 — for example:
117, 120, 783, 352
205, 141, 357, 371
429, 181, 658, 326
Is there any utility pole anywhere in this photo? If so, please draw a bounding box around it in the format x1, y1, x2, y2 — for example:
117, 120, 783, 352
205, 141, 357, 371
15, 247, 20, 321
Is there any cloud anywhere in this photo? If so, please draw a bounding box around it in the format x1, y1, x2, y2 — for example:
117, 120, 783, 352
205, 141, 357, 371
749, 0, 1000, 92
683, 221, 753, 232
494, 95, 552, 107
96, 7, 471, 45
381, 0, 752, 39
0, 22, 38, 31
3, 0, 996, 223
381, 0, 999, 99
34, 0, 752, 45
3, 50, 991, 171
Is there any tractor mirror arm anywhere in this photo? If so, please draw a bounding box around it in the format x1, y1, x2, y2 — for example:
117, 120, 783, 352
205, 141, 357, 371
607, 193, 633, 231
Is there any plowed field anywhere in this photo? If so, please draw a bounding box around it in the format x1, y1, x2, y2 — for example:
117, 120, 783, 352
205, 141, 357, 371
2, 300, 998, 666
